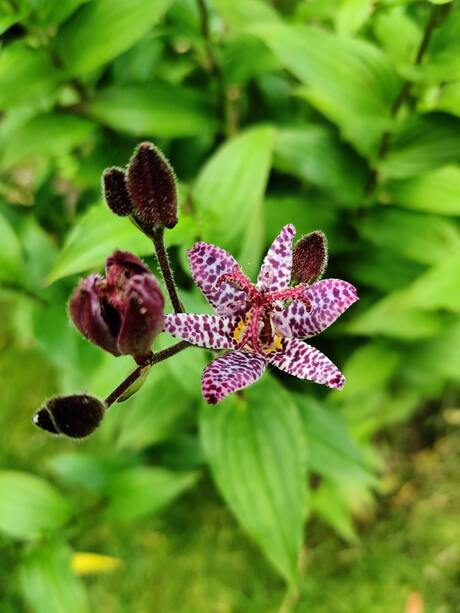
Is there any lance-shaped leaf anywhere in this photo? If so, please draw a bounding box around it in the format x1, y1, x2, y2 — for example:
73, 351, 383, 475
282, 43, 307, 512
200, 377, 307, 584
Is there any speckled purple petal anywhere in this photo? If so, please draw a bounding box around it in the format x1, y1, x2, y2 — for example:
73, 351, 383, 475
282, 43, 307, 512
257, 224, 296, 292
273, 279, 358, 339
267, 339, 344, 389
187, 242, 248, 315
163, 313, 238, 349
201, 350, 266, 404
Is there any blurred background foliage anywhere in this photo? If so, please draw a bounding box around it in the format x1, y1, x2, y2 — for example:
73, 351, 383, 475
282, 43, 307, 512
0, 0, 459, 611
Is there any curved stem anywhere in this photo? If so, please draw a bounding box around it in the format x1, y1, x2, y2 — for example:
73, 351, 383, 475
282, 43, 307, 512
104, 341, 191, 407
151, 227, 184, 313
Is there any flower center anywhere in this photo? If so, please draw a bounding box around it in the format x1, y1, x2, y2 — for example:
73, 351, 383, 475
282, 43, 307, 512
217, 266, 312, 355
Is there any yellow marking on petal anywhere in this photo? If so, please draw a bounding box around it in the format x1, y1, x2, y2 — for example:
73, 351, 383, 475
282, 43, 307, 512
263, 333, 284, 353
71, 552, 123, 576
232, 310, 251, 344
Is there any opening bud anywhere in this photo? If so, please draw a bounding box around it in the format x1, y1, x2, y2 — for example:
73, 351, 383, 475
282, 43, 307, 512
69, 251, 165, 361
127, 142, 178, 231
292, 231, 328, 285
103, 167, 133, 217
33, 394, 105, 439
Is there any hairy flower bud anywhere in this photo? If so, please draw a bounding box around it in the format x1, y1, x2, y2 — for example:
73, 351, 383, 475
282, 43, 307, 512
292, 231, 328, 285
69, 251, 165, 361
33, 394, 105, 439
127, 142, 178, 230
103, 167, 133, 217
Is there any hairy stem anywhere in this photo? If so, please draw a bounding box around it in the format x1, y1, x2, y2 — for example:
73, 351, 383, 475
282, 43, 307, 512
151, 227, 184, 313
365, 3, 451, 194
104, 341, 191, 407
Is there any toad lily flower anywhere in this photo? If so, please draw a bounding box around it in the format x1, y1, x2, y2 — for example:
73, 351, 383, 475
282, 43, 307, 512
164, 225, 358, 404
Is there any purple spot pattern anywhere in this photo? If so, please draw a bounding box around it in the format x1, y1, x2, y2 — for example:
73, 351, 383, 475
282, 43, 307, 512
187, 242, 248, 315
267, 338, 345, 390
257, 224, 295, 293
163, 313, 237, 349
273, 279, 358, 339
202, 351, 266, 404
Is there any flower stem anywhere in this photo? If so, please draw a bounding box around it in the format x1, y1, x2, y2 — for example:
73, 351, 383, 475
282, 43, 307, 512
151, 227, 184, 313
104, 341, 191, 408
365, 3, 451, 195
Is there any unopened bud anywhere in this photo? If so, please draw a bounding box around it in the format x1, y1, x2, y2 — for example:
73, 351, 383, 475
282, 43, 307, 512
33, 394, 105, 439
127, 142, 178, 230
103, 167, 133, 217
292, 231, 328, 285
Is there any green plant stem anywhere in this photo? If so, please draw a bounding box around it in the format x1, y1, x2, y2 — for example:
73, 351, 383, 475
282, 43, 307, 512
365, 3, 451, 195
104, 341, 191, 407
151, 227, 184, 313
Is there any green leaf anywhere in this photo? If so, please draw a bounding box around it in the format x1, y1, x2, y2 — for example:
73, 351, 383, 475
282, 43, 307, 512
346, 291, 446, 339
0, 211, 25, 282
384, 165, 460, 215
378, 113, 460, 179
338, 343, 400, 398
19, 541, 89, 613
85, 82, 216, 138
252, 23, 400, 155
404, 252, 460, 312
200, 377, 307, 584
433, 81, 460, 118
54, 0, 172, 75
0, 42, 60, 110
335, 0, 373, 36
213, 0, 280, 30
311, 479, 358, 542
274, 126, 369, 205
105, 467, 198, 522
0, 471, 73, 540
193, 126, 274, 247
1, 113, 96, 168
356, 208, 460, 265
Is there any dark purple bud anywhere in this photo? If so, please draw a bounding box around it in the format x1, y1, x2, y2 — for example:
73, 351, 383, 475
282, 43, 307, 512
103, 167, 133, 217
33, 394, 105, 439
127, 142, 178, 230
69, 252, 165, 361
292, 231, 328, 285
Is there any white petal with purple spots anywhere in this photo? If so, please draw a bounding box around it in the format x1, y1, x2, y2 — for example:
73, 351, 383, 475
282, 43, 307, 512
187, 242, 248, 315
201, 350, 266, 404
257, 224, 295, 292
273, 279, 358, 339
267, 339, 344, 389
163, 314, 237, 349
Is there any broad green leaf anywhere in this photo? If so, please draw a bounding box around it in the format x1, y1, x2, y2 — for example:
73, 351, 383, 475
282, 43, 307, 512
114, 369, 193, 451
384, 165, 460, 215
0, 211, 25, 282
373, 8, 421, 68
1, 113, 96, 168
356, 208, 460, 265
433, 81, 460, 118
0, 5, 30, 35
338, 343, 400, 398
252, 23, 400, 155
0, 471, 73, 540
274, 126, 369, 205
408, 322, 460, 383
297, 395, 376, 487
105, 467, 198, 521
47, 452, 120, 492
346, 291, 445, 339
404, 252, 460, 312
221, 34, 278, 86
213, 0, 280, 30
20, 541, 89, 613
378, 114, 460, 179
47, 205, 196, 283
85, 83, 216, 138
31, 0, 91, 26
0, 42, 61, 110
200, 377, 307, 584
311, 479, 358, 542
193, 126, 274, 247
54, 0, 172, 75
335, 0, 373, 36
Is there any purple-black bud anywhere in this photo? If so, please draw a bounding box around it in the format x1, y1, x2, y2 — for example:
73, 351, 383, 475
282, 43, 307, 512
33, 394, 105, 439
103, 167, 133, 217
292, 231, 328, 285
127, 142, 178, 230
69, 251, 165, 362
